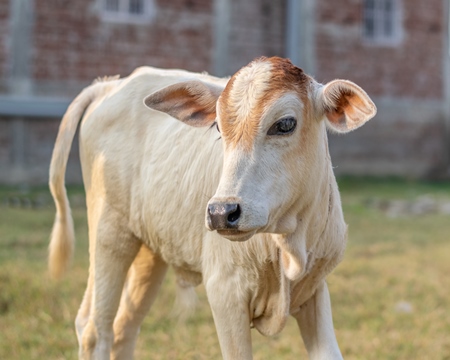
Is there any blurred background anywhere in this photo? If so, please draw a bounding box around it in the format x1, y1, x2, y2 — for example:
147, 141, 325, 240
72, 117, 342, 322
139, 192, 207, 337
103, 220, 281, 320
0, 0, 449, 183
0, 1, 450, 359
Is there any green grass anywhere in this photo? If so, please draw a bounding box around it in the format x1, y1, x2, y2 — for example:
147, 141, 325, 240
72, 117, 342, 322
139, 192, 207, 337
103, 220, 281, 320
0, 179, 449, 359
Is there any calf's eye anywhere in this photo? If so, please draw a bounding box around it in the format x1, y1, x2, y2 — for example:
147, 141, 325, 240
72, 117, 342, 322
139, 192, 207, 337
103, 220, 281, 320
267, 117, 297, 135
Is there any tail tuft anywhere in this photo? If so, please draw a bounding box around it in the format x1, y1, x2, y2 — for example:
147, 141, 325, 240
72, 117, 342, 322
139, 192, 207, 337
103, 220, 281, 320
48, 199, 75, 280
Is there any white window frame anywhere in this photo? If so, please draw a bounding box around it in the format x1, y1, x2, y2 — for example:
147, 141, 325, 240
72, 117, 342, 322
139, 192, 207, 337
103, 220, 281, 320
99, 0, 155, 24
363, 0, 402, 46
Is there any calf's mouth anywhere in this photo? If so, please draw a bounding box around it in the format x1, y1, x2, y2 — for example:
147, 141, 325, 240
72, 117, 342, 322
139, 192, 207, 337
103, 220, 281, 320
216, 229, 256, 242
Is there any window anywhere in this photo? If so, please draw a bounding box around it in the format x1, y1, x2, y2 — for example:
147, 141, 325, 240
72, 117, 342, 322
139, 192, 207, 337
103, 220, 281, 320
100, 0, 155, 24
363, 0, 402, 45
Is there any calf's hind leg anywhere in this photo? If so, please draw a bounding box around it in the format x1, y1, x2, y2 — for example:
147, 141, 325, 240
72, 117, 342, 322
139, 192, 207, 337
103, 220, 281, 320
79, 206, 141, 360
75, 270, 94, 346
112, 244, 168, 360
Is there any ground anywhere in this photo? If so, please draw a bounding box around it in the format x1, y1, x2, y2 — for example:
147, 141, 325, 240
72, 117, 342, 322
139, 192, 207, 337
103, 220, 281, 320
0, 178, 449, 359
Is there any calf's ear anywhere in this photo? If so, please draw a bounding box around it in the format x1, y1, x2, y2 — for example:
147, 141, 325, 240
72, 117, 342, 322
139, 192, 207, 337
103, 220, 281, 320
317, 79, 376, 133
144, 80, 222, 127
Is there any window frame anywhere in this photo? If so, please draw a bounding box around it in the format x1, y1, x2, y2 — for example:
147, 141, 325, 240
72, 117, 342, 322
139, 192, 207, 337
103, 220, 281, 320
99, 0, 155, 24
362, 0, 402, 46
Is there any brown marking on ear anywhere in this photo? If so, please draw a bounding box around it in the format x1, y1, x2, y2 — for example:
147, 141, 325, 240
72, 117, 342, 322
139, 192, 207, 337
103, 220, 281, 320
218, 57, 311, 150
322, 80, 376, 133
325, 92, 349, 129
144, 80, 221, 127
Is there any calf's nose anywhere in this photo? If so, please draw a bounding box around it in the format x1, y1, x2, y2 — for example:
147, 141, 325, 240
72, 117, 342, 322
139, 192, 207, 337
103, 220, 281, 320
207, 203, 241, 230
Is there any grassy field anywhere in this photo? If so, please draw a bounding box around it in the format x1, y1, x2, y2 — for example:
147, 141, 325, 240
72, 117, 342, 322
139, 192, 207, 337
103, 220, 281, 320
0, 178, 449, 359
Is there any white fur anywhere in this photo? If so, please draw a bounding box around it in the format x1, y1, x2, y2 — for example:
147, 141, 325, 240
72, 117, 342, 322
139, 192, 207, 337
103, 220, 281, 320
49, 61, 375, 359
228, 59, 273, 121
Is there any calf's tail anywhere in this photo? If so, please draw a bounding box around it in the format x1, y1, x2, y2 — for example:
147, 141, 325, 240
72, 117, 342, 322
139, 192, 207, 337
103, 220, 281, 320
48, 86, 96, 279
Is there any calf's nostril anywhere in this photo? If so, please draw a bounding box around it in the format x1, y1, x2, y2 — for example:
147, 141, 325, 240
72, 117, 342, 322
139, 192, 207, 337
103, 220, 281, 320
227, 204, 241, 223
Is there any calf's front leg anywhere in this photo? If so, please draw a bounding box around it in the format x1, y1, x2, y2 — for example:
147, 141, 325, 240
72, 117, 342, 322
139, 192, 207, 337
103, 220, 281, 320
205, 276, 253, 360
293, 281, 343, 360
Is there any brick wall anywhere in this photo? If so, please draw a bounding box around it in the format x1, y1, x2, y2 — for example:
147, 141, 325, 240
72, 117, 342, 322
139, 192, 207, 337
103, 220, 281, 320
1, 0, 217, 183
316, 0, 445, 100
227, 0, 286, 74
0, 0, 448, 183
0, 1, 9, 83
32, 0, 214, 96
315, 0, 449, 178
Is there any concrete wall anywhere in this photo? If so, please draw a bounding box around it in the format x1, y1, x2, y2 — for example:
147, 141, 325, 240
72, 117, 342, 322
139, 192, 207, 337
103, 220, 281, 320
0, 116, 82, 184
328, 99, 448, 178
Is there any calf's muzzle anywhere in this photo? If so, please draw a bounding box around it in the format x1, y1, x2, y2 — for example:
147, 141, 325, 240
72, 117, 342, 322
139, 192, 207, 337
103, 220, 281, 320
207, 203, 241, 230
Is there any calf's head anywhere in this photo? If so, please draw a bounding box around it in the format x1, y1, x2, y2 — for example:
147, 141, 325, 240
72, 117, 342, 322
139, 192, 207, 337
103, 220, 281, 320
145, 57, 376, 241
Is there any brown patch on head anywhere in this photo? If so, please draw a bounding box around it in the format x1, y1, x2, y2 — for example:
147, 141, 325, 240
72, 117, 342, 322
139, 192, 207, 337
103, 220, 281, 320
266, 57, 309, 97
218, 57, 311, 150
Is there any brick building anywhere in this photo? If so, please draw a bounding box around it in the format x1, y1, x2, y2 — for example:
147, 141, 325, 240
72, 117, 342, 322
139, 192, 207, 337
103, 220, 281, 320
0, 0, 449, 183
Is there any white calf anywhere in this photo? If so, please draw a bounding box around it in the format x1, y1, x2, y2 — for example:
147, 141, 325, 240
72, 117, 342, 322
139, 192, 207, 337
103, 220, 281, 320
49, 56, 376, 359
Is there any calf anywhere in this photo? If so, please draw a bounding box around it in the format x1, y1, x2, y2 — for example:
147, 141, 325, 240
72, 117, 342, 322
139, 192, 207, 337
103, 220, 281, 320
49, 57, 376, 359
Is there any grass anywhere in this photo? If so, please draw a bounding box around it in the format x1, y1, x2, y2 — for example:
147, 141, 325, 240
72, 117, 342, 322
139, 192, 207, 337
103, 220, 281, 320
0, 178, 449, 359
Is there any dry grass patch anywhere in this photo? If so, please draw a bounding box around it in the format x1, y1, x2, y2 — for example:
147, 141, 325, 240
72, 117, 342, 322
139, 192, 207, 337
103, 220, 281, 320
0, 179, 449, 359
